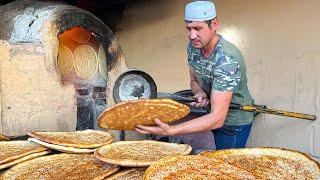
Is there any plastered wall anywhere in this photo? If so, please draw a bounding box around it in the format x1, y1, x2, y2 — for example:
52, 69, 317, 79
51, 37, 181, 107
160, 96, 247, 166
0, 41, 77, 136
117, 0, 320, 161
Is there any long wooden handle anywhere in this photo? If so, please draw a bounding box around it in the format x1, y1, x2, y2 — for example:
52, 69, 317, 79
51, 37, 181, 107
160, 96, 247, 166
241, 105, 317, 121
158, 92, 317, 121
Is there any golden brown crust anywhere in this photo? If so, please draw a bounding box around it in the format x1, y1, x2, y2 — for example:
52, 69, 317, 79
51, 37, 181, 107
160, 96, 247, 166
27, 129, 114, 149
0, 154, 119, 180
0, 134, 9, 141
98, 99, 190, 130
0, 150, 51, 170
94, 140, 192, 167
143, 155, 256, 180
106, 168, 146, 180
74, 44, 98, 79
200, 147, 320, 179
0, 141, 48, 164
144, 148, 320, 179
57, 44, 73, 76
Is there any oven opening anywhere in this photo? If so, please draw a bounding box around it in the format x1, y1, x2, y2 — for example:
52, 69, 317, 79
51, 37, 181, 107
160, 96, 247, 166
57, 26, 108, 130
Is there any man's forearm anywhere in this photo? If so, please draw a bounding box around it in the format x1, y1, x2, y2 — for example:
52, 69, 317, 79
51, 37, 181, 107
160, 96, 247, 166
169, 91, 232, 135
189, 67, 205, 94
170, 113, 224, 135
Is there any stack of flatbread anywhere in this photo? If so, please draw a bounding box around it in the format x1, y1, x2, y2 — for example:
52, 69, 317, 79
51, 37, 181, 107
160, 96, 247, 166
200, 148, 320, 179
0, 153, 119, 180
106, 168, 146, 180
144, 155, 256, 179
94, 140, 192, 167
144, 148, 320, 179
98, 99, 190, 130
0, 141, 50, 170
27, 129, 114, 153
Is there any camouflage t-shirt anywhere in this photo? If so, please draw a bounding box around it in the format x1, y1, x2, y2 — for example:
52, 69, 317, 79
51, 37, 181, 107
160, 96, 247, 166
187, 36, 254, 126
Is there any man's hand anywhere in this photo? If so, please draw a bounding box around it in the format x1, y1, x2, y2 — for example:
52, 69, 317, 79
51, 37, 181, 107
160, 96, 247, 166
189, 91, 209, 107
135, 119, 174, 136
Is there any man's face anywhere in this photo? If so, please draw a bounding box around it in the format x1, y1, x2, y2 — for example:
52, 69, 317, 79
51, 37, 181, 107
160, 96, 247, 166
186, 20, 217, 49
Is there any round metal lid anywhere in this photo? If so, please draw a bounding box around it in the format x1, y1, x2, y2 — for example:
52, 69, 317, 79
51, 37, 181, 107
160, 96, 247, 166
113, 69, 157, 103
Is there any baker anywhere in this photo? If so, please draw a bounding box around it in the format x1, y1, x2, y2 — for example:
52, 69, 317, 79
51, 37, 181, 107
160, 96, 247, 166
136, 1, 254, 150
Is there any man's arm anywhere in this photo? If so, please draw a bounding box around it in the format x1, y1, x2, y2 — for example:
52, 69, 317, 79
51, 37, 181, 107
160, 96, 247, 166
189, 67, 209, 107
173, 90, 232, 134
189, 67, 204, 95
135, 90, 232, 136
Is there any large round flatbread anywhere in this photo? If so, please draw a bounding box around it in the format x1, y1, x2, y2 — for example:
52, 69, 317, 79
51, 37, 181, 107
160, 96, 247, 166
98, 44, 108, 80
74, 44, 98, 79
64, 26, 91, 44
200, 148, 320, 179
0, 150, 50, 170
106, 168, 146, 180
0, 134, 9, 141
0, 154, 119, 180
94, 140, 192, 167
144, 155, 256, 179
28, 138, 96, 154
27, 129, 114, 149
0, 141, 48, 165
57, 44, 74, 76
98, 99, 190, 130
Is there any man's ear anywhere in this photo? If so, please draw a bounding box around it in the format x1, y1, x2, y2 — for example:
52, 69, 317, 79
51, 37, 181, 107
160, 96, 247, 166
211, 18, 219, 30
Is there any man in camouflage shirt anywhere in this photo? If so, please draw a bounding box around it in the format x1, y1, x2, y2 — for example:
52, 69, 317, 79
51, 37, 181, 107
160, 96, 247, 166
136, 1, 254, 150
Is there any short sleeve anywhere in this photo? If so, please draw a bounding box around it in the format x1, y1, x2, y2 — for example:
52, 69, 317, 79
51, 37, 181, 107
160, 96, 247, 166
212, 55, 241, 92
